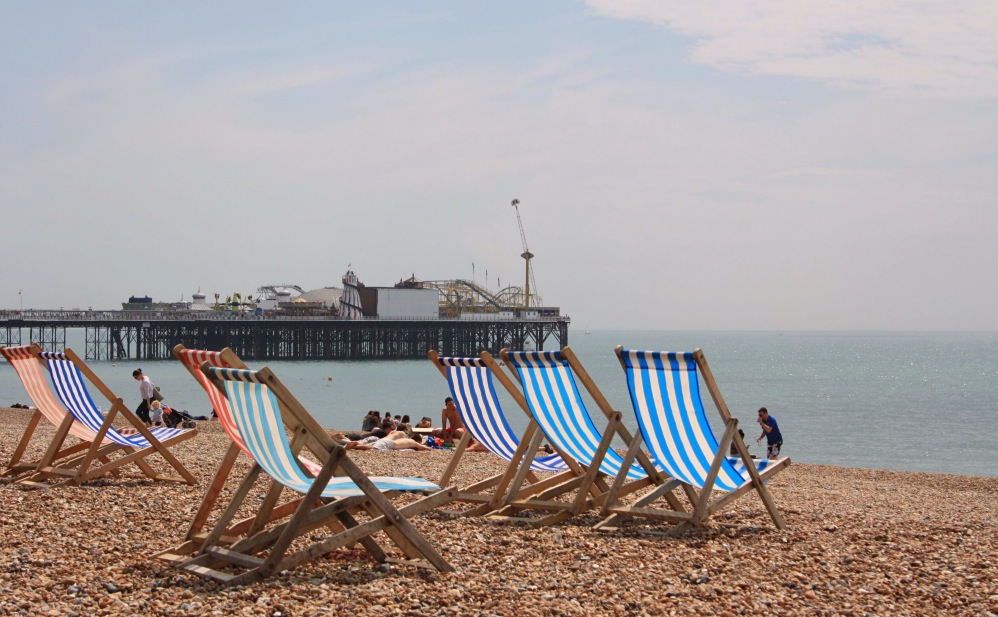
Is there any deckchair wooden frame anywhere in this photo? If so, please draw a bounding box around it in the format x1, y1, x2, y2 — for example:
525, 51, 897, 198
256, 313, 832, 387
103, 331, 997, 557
596, 346, 790, 535
1, 344, 197, 488
177, 363, 454, 584
482, 347, 681, 527
1, 344, 123, 483
156, 345, 293, 561
427, 349, 583, 517
159, 344, 361, 563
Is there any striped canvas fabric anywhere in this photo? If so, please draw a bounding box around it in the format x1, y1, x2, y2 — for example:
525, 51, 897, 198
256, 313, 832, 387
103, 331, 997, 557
619, 350, 777, 492
41, 353, 189, 448
437, 356, 568, 472
1, 346, 105, 444
209, 367, 441, 497
504, 351, 647, 480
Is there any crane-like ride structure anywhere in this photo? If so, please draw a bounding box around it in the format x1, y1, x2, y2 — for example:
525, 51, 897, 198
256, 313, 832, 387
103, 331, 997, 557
511, 198, 541, 310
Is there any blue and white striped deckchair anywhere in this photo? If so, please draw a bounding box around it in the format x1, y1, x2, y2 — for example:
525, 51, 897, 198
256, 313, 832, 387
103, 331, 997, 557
598, 347, 790, 534
178, 364, 454, 584
10, 346, 197, 488
429, 351, 580, 515
485, 347, 671, 526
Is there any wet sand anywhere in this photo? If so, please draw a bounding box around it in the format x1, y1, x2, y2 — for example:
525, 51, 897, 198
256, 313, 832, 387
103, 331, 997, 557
0, 407, 995, 616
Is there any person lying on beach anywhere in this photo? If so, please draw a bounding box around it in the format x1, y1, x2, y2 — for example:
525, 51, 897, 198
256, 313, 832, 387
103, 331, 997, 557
342, 428, 388, 441
339, 430, 431, 452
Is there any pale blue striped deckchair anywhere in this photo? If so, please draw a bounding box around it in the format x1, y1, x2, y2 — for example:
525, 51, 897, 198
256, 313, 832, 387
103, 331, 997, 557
18, 347, 197, 487
157, 345, 333, 564
597, 347, 790, 534
486, 347, 676, 526
428, 351, 581, 515
178, 364, 454, 584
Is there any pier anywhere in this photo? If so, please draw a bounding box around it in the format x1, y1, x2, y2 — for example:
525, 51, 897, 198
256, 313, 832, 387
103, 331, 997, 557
0, 310, 569, 360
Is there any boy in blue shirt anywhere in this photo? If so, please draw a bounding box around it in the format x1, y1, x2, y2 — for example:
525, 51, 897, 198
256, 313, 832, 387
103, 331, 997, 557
755, 406, 784, 460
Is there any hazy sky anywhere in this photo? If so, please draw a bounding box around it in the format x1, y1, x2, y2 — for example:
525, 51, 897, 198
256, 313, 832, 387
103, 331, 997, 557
2, 1, 995, 331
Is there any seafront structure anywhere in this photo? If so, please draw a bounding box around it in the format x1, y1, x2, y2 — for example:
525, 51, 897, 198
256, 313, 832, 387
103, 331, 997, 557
0, 266, 568, 360
0, 308, 568, 360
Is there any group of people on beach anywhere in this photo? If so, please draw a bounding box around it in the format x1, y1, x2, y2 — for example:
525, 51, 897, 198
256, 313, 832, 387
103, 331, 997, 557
333, 397, 490, 453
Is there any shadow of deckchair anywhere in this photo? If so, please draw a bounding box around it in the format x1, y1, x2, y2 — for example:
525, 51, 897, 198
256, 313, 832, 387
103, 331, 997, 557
596, 347, 790, 535
482, 347, 683, 526
427, 350, 583, 516
176, 363, 455, 584
1, 344, 197, 488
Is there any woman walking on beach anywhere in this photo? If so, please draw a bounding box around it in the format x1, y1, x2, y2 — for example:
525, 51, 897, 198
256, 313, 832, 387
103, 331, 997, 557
132, 368, 154, 426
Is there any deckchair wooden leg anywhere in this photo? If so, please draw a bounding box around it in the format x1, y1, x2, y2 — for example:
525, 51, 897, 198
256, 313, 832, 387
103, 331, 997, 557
5, 409, 44, 472
568, 412, 623, 515
336, 455, 454, 572
184, 442, 242, 541
112, 400, 198, 484
488, 423, 545, 511
690, 421, 737, 525
334, 508, 388, 562
258, 446, 347, 578
34, 412, 78, 476
200, 463, 265, 554
497, 429, 546, 508
600, 429, 646, 516
438, 430, 472, 487
706, 458, 791, 529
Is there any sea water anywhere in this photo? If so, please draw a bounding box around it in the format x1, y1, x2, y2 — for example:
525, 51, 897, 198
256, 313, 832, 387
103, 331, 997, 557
1, 330, 995, 478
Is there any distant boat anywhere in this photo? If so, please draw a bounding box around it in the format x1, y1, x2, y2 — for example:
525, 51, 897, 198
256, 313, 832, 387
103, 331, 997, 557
585, 327, 591, 335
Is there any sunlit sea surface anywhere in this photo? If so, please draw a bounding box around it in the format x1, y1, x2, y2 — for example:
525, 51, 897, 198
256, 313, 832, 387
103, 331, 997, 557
1, 330, 995, 478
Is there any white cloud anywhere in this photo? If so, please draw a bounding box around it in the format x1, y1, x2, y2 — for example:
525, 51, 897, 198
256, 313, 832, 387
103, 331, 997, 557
585, 1, 998, 98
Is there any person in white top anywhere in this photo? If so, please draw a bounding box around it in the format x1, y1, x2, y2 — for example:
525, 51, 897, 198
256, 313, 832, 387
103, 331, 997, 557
132, 368, 154, 426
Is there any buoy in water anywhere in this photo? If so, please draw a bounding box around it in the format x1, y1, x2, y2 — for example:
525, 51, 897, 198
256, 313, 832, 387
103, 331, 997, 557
327, 376, 333, 381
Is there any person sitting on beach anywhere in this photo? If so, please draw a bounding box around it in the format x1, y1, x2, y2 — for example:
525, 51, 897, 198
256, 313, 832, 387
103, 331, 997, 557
730, 429, 745, 457
396, 414, 414, 438
362, 410, 380, 432
430, 397, 490, 451
431, 397, 465, 445
342, 430, 431, 452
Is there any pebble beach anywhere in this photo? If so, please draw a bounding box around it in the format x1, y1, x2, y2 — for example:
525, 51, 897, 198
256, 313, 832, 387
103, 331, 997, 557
0, 406, 995, 617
